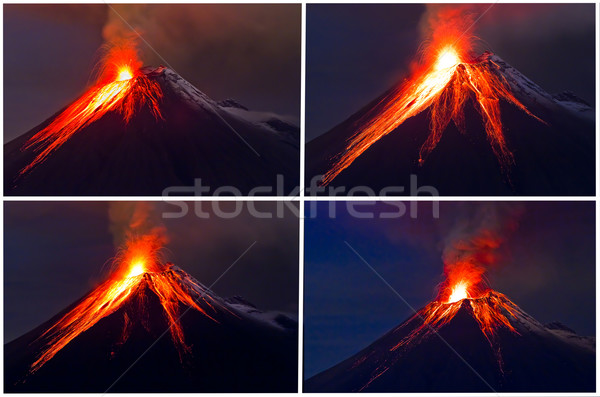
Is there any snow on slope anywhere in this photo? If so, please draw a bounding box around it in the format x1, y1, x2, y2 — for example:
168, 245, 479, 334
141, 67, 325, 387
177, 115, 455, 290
172, 265, 297, 331
487, 53, 593, 119
158, 67, 299, 139
486, 291, 596, 352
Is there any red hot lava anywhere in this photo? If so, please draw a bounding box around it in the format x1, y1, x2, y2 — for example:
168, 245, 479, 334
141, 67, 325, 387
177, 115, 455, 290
320, 13, 544, 186
29, 234, 227, 374
20, 41, 163, 177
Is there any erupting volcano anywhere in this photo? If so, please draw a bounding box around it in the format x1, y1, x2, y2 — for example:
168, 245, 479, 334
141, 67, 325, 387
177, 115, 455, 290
306, 242, 595, 392
319, 34, 544, 187
5, 233, 298, 392
5, 40, 299, 195
307, 13, 594, 195
19, 43, 163, 177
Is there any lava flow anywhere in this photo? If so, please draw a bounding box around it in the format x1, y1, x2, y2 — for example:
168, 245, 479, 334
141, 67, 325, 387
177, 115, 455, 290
29, 234, 224, 374
19, 41, 163, 177
320, 28, 544, 186
391, 283, 519, 355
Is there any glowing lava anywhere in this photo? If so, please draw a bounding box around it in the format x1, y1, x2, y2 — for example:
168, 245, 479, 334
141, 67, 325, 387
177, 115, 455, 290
434, 46, 461, 70
320, 32, 545, 186
446, 280, 470, 303
19, 41, 163, 177
127, 262, 145, 278
390, 278, 519, 356
117, 66, 134, 82
358, 285, 521, 391
28, 234, 228, 375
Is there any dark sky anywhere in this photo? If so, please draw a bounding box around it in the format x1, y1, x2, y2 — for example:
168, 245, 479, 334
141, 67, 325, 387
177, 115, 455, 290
4, 4, 301, 142
304, 201, 595, 379
306, 3, 596, 141
4, 201, 299, 343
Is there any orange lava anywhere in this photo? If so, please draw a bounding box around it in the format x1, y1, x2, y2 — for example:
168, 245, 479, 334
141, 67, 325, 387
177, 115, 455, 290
19, 42, 163, 177
320, 33, 544, 186
29, 235, 223, 374
359, 287, 521, 391
391, 289, 519, 355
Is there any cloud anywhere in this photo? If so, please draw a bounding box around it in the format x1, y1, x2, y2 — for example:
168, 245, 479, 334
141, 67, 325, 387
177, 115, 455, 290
103, 4, 301, 117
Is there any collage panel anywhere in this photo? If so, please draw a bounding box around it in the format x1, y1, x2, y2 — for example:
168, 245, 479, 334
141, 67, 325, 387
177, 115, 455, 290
304, 201, 595, 392
4, 4, 301, 196
4, 201, 299, 392
305, 4, 595, 196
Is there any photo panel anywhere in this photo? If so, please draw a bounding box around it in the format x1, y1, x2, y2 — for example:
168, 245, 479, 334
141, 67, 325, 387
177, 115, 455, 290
304, 201, 595, 392
4, 201, 299, 392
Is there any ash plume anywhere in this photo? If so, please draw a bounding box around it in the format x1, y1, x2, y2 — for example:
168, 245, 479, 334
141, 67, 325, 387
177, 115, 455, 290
417, 5, 478, 59
108, 202, 168, 248
440, 203, 524, 295
100, 4, 300, 116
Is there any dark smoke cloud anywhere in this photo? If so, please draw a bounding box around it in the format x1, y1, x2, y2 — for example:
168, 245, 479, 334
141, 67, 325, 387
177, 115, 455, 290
442, 203, 524, 268
102, 4, 301, 119
439, 203, 524, 296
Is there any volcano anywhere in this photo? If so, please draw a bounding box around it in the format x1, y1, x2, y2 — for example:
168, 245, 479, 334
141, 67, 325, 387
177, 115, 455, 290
5, 59, 299, 196
306, 51, 594, 196
305, 289, 595, 392
4, 241, 298, 392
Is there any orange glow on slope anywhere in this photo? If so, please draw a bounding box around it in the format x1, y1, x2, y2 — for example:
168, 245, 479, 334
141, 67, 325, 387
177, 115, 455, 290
390, 289, 519, 353
320, 31, 544, 186
359, 288, 521, 391
28, 235, 225, 374
19, 42, 163, 177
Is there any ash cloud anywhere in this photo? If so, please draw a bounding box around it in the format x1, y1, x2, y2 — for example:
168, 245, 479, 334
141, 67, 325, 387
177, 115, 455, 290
102, 4, 301, 119
108, 202, 168, 248
441, 203, 524, 292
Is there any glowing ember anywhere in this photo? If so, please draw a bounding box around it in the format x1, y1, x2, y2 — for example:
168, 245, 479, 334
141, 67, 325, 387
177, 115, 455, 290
117, 67, 134, 81
446, 280, 470, 303
18, 41, 163, 177
320, 31, 545, 186
434, 46, 461, 70
28, 234, 228, 374
127, 261, 145, 278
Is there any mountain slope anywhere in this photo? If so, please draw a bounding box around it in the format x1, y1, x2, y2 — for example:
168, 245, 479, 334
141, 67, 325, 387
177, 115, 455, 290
5, 265, 298, 392
305, 291, 594, 392
306, 53, 594, 195
5, 67, 299, 196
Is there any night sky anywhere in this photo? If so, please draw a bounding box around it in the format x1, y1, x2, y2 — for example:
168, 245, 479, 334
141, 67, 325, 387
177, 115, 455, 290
306, 3, 596, 141
4, 4, 301, 142
304, 201, 595, 378
4, 201, 299, 343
